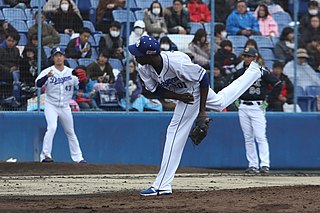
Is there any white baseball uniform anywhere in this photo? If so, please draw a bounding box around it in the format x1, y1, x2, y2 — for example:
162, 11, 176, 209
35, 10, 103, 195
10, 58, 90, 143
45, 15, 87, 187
35, 65, 85, 162
138, 51, 263, 191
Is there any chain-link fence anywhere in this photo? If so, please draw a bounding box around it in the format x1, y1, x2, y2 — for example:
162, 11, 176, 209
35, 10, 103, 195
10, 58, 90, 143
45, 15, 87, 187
0, 0, 319, 112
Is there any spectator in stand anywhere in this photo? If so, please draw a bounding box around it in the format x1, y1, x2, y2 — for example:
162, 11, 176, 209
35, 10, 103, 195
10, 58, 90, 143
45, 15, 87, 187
253, 3, 279, 37
28, 11, 60, 48
274, 27, 295, 63
0, 20, 19, 43
301, 15, 320, 44
86, 50, 115, 84
283, 48, 320, 90
144, 1, 168, 39
95, 0, 124, 33
0, 33, 21, 107
165, 0, 190, 34
208, 0, 233, 24
23, 33, 48, 69
187, 0, 211, 23
213, 62, 229, 93
214, 40, 237, 74
115, 59, 163, 112
65, 27, 92, 59
51, 0, 83, 35
226, 0, 260, 36
159, 36, 178, 51
214, 23, 227, 52
43, 0, 81, 21
188, 29, 210, 70
299, 1, 320, 32
129, 20, 148, 45
3, 0, 30, 9
306, 35, 320, 72
237, 39, 265, 66
267, 61, 293, 112
99, 21, 124, 60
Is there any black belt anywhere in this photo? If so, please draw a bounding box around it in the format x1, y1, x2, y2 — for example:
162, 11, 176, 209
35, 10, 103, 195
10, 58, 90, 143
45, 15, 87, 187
241, 101, 262, 105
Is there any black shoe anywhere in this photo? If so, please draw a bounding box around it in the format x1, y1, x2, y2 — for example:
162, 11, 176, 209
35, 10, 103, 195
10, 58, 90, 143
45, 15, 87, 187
245, 167, 259, 174
42, 157, 54, 163
260, 166, 270, 175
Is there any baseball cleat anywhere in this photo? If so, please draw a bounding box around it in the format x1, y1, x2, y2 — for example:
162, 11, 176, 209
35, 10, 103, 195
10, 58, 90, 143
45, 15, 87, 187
79, 160, 87, 163
245, 167, 259, 174
260, 166, 270, 175
140, 187, 172, 196
41, 157, 53, 163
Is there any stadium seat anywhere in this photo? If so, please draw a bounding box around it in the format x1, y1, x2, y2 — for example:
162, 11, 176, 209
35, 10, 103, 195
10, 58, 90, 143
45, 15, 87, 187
135, 0, 153, 9
94, 34, 103, 45
59, 34, 71, 46
78, 58, 95, 67
0, 10, 4, 20
66, 58, 78, 69
88, 35, 97, 47
2, 8, 27, 21
90, 48, 98, 59
203, 22, 224, 34
9, 20, 28, 33
26, 20, 35, 28
112, 10, 136, 23
227, 35, 248, 48
24, 8, 37, 20
109, 58, 123, 70
296, 86, 314, 112
43, 46, 51, 58
264, 60, 274, 70
250, 35, 274, 49
189, 22, 204, 35
90, 0, 99, 9
134, 10, 144, 20
271, 36, 279, 45
160, 0, 173, 8
30, 0, 46, 8
259, 48, 275, 61
167, 34, 194, 52
305, 85, 320, 111
83, 20, 96, 33
18, 33, 27, 46
272, 11, 292, 34
233, 48, 243, 57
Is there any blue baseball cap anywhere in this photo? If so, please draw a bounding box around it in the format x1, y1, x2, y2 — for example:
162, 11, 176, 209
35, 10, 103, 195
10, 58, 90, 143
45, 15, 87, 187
128, 36, 160, 56
51, 47, 65, 56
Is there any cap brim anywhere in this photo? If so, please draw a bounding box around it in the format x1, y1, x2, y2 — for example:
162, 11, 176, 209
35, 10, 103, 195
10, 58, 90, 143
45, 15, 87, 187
128, 44, 145, 56
53, 51, 65, 56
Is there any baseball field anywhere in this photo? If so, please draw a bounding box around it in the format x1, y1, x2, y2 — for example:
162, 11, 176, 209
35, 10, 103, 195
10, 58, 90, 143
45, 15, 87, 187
0, 162, 320, 212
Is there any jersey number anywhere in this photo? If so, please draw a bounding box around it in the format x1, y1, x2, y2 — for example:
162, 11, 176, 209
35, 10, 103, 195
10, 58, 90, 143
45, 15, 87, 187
176, 82, 187, 88
65, 85, 72, 91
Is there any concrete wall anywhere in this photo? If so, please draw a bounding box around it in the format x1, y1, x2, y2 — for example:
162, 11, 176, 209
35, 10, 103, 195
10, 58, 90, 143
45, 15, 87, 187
0, 112, 319, 169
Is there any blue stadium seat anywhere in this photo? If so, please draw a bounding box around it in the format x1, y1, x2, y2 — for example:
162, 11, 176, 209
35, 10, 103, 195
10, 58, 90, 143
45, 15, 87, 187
90, 48, 98, 59
26, 20, 35, 28
66, 58, 78, 69
94, 34, 103, 45
227, 35, 248, 48
160, 0, 173, 8
125, 0, 138, 9
259, 48, 275, 61
2, 8, 27, 21
0, 0, 9, 9
18, 33, 27, 46
233, 48, 243, 57
30, 0, 46, 8
90, 0, 99, 9
296, 86, 314, 112
10, 20, 28, 33
203, 22, 224, 34
264, 60, 274, 70
189, 22, 204, 35
59, 34, 71, 46
112, 10, 136, 23
135, 0, 153, 9
0, 10, 4, 20
167, 34, 194, 52
78, 58, 95, 67
88, 35, 97, 47
109, 58, 123, 70
271, 36, 279, 45
305, 85, 320, 111
272, 11, 292, 34
24, 8, 37, 20
83, 20, 96, 33
43, 46, 51, 58
250, 35, 274, 49
134, 9, 144, 20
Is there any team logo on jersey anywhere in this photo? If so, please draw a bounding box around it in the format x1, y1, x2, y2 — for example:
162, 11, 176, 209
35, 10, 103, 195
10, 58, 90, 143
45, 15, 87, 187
49, 76, 72, 85
160, 77, 179, 87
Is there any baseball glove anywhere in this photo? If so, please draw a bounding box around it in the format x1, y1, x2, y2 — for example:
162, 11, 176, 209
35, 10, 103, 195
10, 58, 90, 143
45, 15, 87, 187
189, 116, 212, 145
72, 68, 87, 82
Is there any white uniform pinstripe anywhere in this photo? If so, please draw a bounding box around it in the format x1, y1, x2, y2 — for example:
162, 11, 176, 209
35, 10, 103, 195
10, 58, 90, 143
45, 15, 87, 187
139, 51, 263, 191
35, 65, 84, 162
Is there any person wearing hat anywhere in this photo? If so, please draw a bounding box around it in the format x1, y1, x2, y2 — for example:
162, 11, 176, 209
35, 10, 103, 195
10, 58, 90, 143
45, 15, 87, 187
128, 35, 268, 196
232, 47, 282, 175
129, 20, 148, 45
35, 47, 87, 163
283, 48, 320, 91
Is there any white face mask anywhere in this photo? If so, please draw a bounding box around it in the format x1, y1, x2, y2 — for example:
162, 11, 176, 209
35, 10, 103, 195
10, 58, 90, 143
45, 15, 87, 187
161, 44, 170, 51
134, 28, 144, 36
61, 3, 69, 12
309, 9, 318, 15
221, 31, 227, 38
152, 8, 161, 15
285, 41, 294, 49
110, 30, 120, 37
